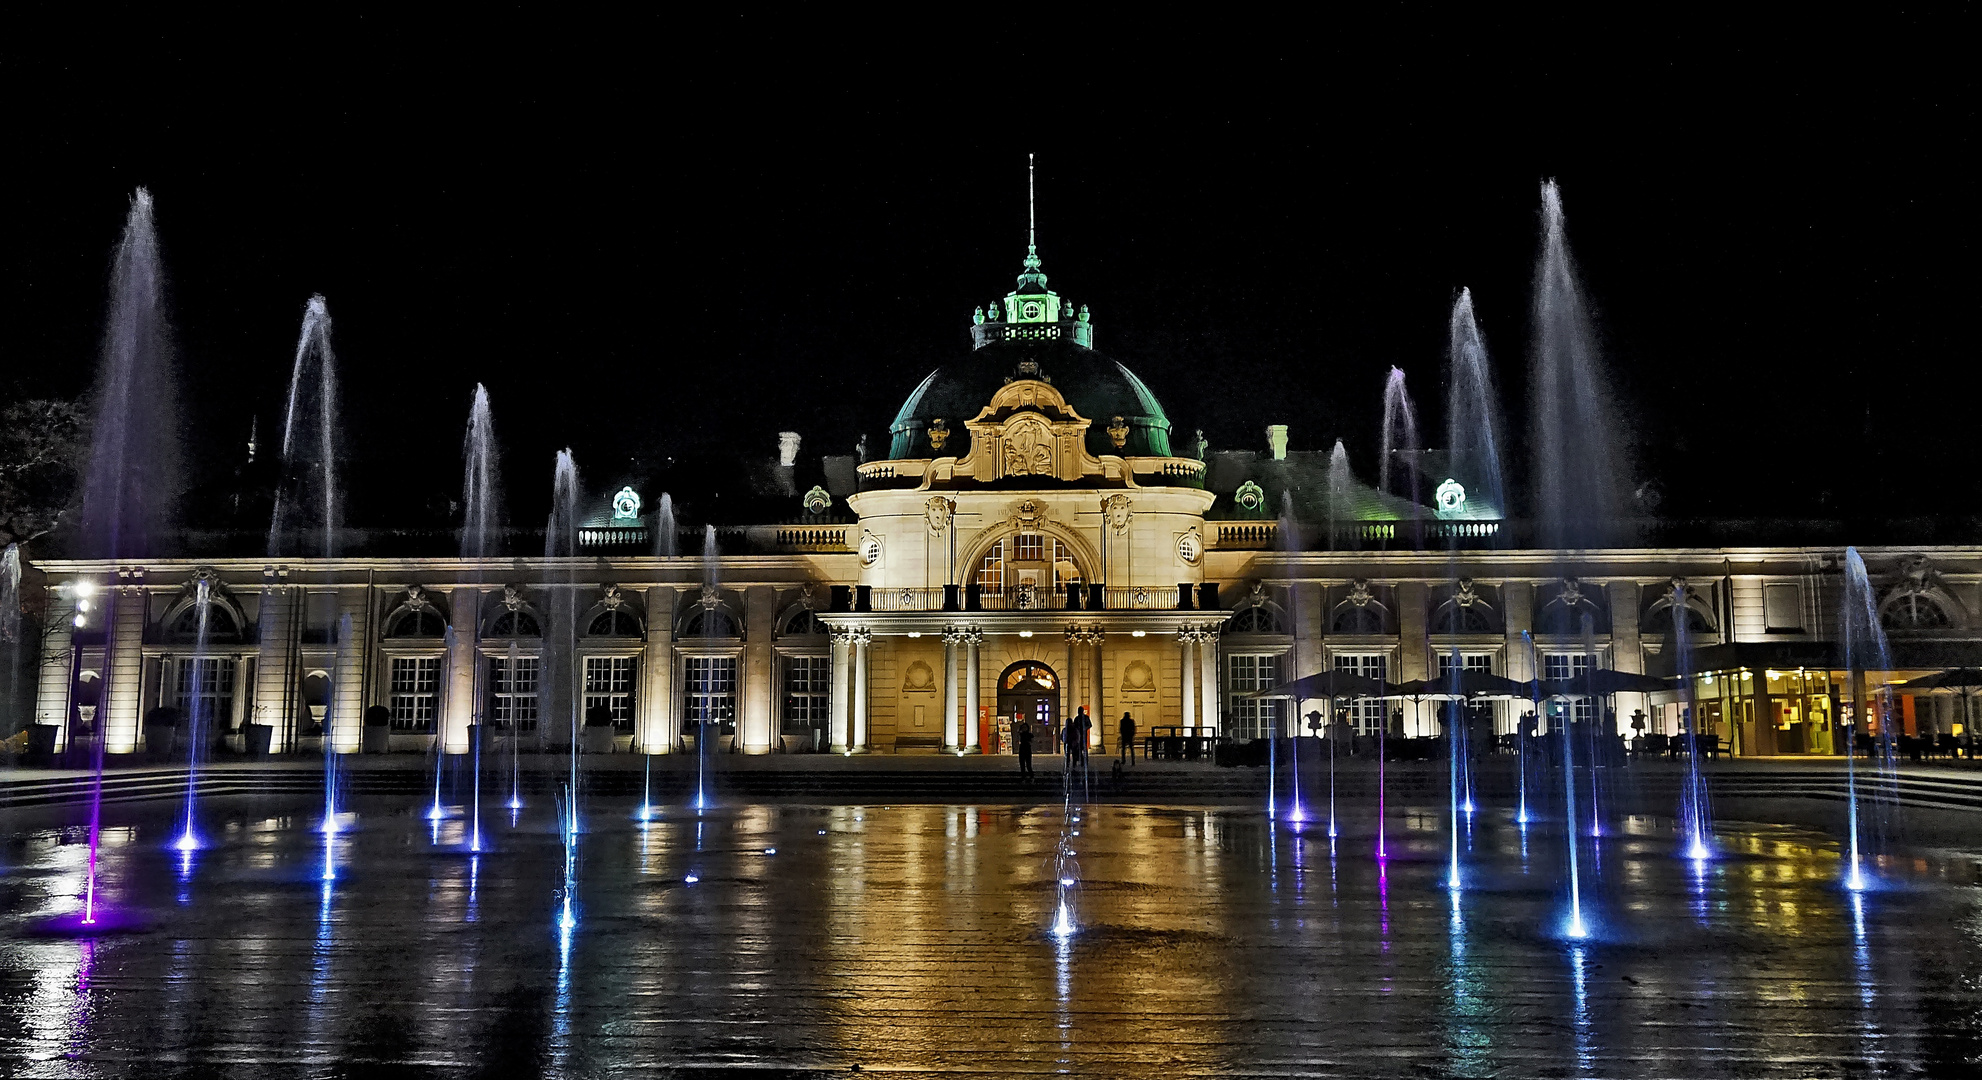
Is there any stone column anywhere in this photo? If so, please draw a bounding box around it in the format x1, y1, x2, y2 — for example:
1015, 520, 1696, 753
332, 587, 369, 754
443, 587, 479, 754
1179, 629, 1196, 729
743, 585, 776, 754
1199, 627, 1220, 735
1089, 628, 1105, 749
851, 627, 871, 751
35, 588, 76, 741
941, 626, 963, 751
963, 626, 983, 751
829, 628, 852, 752
1395, 581, 1430, 736
640, 586, 675, 753
253, 584, 293, 751
102, 584, 146, 755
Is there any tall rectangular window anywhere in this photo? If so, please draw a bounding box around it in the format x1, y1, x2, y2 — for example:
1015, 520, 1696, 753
389, 656, 440, 732
1436, 652, 1494, 677
1543, 653, 1594, 726
584, 656, 636, 731
975, 540, 1005, 595
782, 655, 831, 738
1052, 538, 1082, 587
489, 656, 539, 732
1226, 653, 1283, 739
1334, 653, 1388, 734
174, 657, 237, 728
685, 656, 737, 731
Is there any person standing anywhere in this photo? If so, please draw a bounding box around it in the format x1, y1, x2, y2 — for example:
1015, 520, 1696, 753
1016, 717, 1035, 778
1072, 706, 1093, 767
1119, 712, 1137, 765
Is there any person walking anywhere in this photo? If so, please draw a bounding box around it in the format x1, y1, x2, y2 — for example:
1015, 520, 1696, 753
1016, 717, 1035, 778
1119, 712, 1137, 765
1072, 707, 1093, 767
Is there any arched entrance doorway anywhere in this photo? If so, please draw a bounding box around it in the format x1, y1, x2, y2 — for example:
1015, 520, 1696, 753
996, 660, 1060, 754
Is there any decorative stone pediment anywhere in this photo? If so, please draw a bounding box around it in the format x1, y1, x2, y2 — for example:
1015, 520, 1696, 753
948, 379, 1110, 484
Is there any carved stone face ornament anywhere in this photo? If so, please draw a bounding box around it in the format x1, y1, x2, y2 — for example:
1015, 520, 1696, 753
1346, 580, 1374, 607
1105, 494, 1133, 533
925, 496, 956, 536
1106, 415, 1129, 450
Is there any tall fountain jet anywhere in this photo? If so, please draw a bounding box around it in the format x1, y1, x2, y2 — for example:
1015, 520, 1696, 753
1326, 440, 1351, 550
1378, 368, 1420, 501
1531, 181, 1629, 549
459, 386, 500, 850
653, 493, 677, 557
1445, 288, 1507, 519
547, 451, 582, 930
461, 385, 501, 559
1839, 548, 1894, 891
270, 296, 341, 558
74, 190, 181, 925
80, 190, 179, 562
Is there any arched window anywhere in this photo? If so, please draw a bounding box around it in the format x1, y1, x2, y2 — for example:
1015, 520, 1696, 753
1332, 605, 1385, 634
489, 610, 541, 637
1882, 593, 1950, 630
1226, 605, 1285, 634
682, 608, 739, 638
1642, 602, 1712, 635
1431, 603, 1496, 634
976, 539, 1005, 595
781, 609, 827, 637
386, 608, 445, 638
170, 603, 241, 642
1535, 595, 1606, 636
588, 609, 642, 636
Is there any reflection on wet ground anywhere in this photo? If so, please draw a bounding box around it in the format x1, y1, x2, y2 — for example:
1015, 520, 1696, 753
1, 796, 1978, 1077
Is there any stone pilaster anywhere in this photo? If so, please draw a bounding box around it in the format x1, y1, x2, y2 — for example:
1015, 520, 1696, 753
640, 586, 674, 752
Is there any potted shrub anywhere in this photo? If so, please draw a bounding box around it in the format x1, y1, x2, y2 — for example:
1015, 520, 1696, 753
581, 704, 616, 754
143, 706, 181, 761
363, 704, 393, 753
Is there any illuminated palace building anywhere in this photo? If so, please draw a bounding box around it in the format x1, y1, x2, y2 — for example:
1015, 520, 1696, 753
28, 240, 1982, 762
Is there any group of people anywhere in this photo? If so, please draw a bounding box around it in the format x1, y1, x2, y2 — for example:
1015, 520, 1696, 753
1012, 707, 1142, 778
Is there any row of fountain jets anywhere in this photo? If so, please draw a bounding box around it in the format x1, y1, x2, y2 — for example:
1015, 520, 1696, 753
20, 182, 1904, 936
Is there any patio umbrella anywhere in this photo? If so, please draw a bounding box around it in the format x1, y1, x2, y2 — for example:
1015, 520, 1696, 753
1249, 669, 1393, 700
1442, 671, 1528, 699
1899, 668, 1982, 690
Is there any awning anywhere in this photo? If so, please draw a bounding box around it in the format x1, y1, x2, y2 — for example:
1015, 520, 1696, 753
1249, 670, 1393, 699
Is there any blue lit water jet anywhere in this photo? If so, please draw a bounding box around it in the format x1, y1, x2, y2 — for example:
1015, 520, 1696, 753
175, 575, 215, 858
1840, 548, 1892, 892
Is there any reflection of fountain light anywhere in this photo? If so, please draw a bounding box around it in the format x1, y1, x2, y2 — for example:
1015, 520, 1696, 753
684, 873, 699, 884
1565, 911, 1589, 939
764, 848, 776, 855
173, 830, 200, 853
426, 802, 446, 822
1846, 865, 1870, 892
506, 796, 523, 811
1687, 834, 1713, 862
559, 894, 576, 931
635, 804, 655, 823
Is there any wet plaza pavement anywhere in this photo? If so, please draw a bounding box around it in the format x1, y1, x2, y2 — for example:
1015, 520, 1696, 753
1, 792, 1978, 1078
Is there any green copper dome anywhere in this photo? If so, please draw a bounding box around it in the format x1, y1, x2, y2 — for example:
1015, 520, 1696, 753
887, 334, 1175, 460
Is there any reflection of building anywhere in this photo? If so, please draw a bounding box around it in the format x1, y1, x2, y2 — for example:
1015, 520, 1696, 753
25, 238, 1982, 760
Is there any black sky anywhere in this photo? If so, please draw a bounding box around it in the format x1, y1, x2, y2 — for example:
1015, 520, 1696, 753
1, 13, 1971, 532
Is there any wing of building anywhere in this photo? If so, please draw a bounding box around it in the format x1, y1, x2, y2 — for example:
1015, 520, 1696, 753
21, 239, 1982, 762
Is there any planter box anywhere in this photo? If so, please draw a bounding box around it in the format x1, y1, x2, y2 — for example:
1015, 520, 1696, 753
362, 727, 392, 754
580, 727, 616, 754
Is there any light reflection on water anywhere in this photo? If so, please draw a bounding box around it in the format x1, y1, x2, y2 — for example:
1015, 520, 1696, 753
0, 799, 1976, 1076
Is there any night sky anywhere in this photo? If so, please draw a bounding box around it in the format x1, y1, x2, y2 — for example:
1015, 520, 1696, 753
2, 17, 1969, 533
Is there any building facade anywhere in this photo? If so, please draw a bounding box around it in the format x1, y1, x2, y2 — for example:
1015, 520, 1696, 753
24, 246, 1982, 760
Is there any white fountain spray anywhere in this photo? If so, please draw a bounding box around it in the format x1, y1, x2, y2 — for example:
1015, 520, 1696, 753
1378, 367, 1421, 510
461, 386, 500, 848
270, 295, 340, 559
1445, 288, 1508, 523
1532, 180, 1629, 550
1326, 441, 1351, 551
653, 493, 677, 557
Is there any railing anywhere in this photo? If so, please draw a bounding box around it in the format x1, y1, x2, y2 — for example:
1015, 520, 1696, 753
578, 527, 647, 548
860, 585, 1183, 612
774, 524, 852, 551
1215, 523, 1277, 549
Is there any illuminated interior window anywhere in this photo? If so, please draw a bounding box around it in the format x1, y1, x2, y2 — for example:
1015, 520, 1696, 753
1052, 538, 1082, 586
782, 656, 831, 736
1013, 534, 1045, 562
975, 540, 1005, 595
1226, 653, 1284, 739
1334, 653, 1387, 734
388, 656, 440, 732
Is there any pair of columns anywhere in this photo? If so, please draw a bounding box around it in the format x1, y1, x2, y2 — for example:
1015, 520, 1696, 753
1066, 625, 1104, 747
829, 627, 871, 752
1177, 625, 1221, 732
941, 626, 984, 752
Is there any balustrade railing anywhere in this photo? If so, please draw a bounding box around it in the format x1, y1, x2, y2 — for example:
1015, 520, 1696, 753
860, 585, 1183, 612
